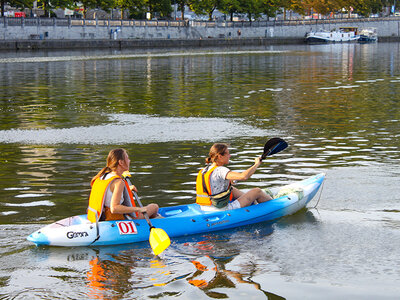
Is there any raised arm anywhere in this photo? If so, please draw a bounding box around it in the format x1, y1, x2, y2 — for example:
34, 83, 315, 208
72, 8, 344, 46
225, 157, 262, 181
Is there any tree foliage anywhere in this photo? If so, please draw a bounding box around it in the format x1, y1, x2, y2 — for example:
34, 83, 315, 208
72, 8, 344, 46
189, 0, 222, 20
0, 0, 393, 19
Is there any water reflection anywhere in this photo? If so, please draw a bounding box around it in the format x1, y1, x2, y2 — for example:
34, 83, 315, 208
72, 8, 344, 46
1, 44, 400, 298
187, 255, 285, 299
25, 221, 279, 299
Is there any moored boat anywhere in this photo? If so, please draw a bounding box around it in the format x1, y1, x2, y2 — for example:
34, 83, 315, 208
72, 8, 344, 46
306, 27, 360, 43
358, 28, 378, 43
27, 173, 325, 247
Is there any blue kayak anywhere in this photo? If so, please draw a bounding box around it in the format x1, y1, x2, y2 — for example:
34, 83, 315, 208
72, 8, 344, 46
27, 173, 325, 247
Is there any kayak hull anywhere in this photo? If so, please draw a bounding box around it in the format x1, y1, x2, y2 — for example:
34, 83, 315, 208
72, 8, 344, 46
27, 173, 325, 247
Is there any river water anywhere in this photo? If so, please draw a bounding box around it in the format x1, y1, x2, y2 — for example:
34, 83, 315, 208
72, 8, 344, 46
0, 43, 399, 299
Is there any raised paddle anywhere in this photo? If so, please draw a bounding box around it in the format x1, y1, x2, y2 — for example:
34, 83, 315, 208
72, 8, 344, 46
261, 138, 288, 160
123, 172, 171, 256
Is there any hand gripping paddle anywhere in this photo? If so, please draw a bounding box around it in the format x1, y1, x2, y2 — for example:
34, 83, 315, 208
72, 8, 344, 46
123, 172, 170, 256
261, 138, 288, 161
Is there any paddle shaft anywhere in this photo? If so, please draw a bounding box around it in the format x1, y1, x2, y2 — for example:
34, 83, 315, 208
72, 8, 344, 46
123, 173, 171, 256
132, 190, 154, 229
124, 177, 154, 229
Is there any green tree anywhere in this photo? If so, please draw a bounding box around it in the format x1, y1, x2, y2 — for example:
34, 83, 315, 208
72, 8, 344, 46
312, 0, 340, 15
80, 0, 115, 18
287, 0, 308, 16
260, 0, 281, 18
175, 0, 189, 19
351, 0, 384, 16
219, 0, 241, 21
147, 0, 172, 18
1, 0, 5, 16
37, 0, 75, 17
237, 0, 263, 21
116, 0, 146, 19
189, 0, 221, 20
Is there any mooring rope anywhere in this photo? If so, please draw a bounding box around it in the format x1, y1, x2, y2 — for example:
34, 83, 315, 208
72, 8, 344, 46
313, 176, 326, 208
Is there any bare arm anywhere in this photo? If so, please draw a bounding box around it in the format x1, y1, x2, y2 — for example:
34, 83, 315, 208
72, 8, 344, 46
110, 179, 146, 214
225, 157, 262, 181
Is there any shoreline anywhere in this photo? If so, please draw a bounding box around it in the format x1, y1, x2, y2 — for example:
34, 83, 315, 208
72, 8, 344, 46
1, 36, 399, 51
0, 37, 304, 51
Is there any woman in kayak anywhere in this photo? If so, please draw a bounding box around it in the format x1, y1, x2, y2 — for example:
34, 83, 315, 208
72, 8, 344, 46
88, 148, 159, 221
196, 143, 272, 211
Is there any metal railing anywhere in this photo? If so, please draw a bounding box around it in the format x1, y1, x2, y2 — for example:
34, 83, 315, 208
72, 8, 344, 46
0, 17, 189, 27
1, 16, 399, 28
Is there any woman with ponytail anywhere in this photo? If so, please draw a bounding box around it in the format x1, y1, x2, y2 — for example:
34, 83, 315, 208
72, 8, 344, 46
195, 143, 272, 211
88, 148, 159, 221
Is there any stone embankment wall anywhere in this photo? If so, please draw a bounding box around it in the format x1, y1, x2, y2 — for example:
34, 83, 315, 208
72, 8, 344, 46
1, 17, 400, 50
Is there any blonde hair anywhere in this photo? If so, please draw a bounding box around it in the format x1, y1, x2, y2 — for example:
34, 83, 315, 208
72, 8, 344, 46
91, 148, 126, 185
206, 143, 228, 164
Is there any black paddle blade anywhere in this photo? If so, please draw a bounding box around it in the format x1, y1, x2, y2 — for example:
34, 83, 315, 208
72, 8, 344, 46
261, 138, 288, 160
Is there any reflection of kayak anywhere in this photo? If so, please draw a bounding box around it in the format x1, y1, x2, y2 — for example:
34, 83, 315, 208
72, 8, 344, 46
27, 173, 325, 247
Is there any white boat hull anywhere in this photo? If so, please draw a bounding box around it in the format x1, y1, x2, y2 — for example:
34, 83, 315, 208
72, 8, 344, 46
306, 29, 360, 43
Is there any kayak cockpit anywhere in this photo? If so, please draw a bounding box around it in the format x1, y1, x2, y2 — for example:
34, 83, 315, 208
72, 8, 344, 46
159, 203, 203, 218
46, 215, 90, 228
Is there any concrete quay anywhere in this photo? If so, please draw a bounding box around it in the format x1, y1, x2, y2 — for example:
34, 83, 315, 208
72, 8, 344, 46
1, 17, 400, 50
0, 37, 306, 50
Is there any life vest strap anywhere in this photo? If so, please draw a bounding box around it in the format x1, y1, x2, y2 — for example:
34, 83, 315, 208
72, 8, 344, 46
201, 165, 211, 195
196, 194, 209, 198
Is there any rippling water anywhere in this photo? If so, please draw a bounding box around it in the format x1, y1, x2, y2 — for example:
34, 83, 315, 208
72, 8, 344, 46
0, 43, 399, 299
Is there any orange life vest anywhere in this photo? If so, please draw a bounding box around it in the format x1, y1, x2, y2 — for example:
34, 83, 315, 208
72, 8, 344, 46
196, 165, 233, 206
87, 175, 136, 222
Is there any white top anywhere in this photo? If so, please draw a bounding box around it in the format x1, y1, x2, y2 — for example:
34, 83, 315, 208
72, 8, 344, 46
209, 166, 230, 195
102, 173, 123, 208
